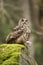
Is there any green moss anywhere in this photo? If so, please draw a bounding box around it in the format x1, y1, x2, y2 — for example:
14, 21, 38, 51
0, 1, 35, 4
0, 44, 25, 65
0, 44, 38, 65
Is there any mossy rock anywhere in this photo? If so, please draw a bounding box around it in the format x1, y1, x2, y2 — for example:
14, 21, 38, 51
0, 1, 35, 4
0, 44, 25, 65
0, 44, 38, 65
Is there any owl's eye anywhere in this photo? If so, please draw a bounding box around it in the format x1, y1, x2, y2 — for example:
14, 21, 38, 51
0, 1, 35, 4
26, 20, 28, 22
22, 19, 24, 21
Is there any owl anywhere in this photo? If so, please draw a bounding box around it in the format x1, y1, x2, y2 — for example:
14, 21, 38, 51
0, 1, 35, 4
6, 18, 31, 44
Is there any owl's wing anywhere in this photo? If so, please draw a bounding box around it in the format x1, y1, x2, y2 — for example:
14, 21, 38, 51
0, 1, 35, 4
6, 28, 24, 43
13, 25, 21, 31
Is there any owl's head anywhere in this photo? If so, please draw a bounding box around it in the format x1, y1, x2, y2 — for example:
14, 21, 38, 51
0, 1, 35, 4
18, 18, 29, 26
18, 18, 31, 33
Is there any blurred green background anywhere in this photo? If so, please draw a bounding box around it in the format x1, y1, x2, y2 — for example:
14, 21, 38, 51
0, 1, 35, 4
0, 0, 43, 65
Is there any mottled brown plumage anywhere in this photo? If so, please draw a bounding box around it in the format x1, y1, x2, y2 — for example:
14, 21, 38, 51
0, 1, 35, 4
6, 18, 31, 44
